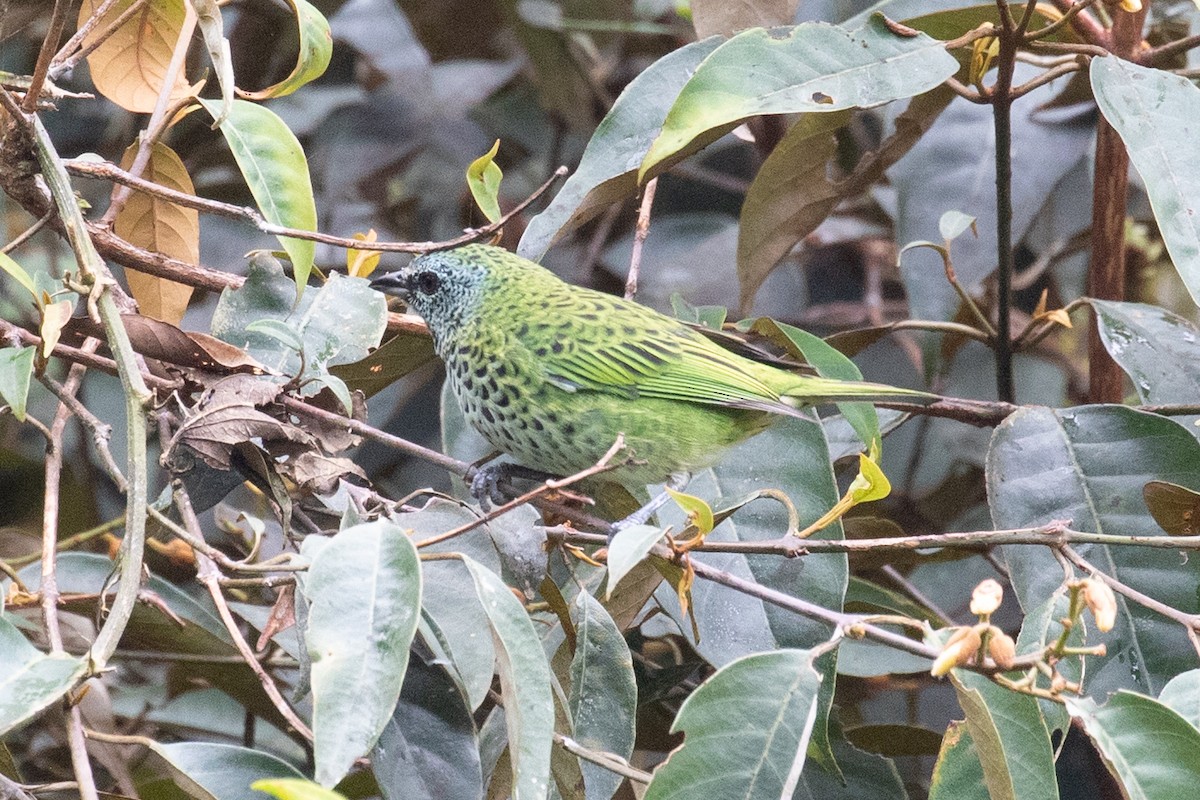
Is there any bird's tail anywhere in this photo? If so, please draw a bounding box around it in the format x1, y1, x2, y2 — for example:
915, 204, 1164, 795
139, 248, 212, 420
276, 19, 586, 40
779, 375, 938, 409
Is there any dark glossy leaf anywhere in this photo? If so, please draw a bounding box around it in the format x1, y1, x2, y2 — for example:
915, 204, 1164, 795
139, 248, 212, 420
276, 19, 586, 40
373, 654, 483, 800
644, 649, 821, 799
988, 406, 1200, 697
568, 593, 637, 800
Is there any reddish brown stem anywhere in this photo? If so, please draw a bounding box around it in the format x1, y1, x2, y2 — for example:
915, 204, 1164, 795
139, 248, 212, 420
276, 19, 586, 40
1087, 5, 1148, 403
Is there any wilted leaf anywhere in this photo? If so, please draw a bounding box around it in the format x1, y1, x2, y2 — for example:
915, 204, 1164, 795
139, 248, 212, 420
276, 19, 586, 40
238, 0, 332, 100
691, 0, 798, 37
114, 139, 198, 325
38, 299, 74, 363
1143, 481, 1200, 535
68, 314, 268, 374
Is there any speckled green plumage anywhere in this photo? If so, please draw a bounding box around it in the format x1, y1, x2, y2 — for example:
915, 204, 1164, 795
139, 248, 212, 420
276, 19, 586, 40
372, 244, 930, 486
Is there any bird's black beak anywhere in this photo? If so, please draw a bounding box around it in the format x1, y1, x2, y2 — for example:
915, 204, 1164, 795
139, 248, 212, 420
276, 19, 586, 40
369, 270, 410, 299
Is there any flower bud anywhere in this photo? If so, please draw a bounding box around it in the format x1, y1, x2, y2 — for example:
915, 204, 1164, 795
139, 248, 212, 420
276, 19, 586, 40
931, 625, 983, 677
970, 579, 1004, 616
987, 628, 1017, 669
1118, 0, 1142, 12
1082, 579, 1117, 632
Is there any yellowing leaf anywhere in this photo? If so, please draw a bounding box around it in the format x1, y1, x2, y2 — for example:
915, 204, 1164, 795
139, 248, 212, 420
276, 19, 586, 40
78, 0, 199, 113
113, 141, 198, 325
1032, 289, 1073, 330
848, 453, 892, 504
666, 487, 715, 534
466, 140, 504, 223
969, 35, 1000, 86
347, 229, 381, 278
39, 300, 74, 363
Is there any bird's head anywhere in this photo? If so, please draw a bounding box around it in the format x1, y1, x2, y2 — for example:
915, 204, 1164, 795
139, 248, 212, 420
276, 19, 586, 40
370, 244, 501, 336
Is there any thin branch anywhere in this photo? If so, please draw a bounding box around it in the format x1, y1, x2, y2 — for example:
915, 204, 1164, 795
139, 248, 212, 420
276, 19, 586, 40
69, 158, 569, 254
65, 705, 100, 800
1009, 60, 1084, 101
625, 178, 657, 300
414, 436, 628, 549
944, 77, 989, 104
176, 485, 314, 740
1, 210, 54, 254
1045, 0, 1109, 46
1142, 32, 1200, 67
20, 0, 73, 113
1023, 0, 1104, 42
41, 365, 128, 492
148, 502, 308, 574
8, 516, 127, 569
51, 0, 147, 78
98, 2, 197, 226
554, 734, 652, 784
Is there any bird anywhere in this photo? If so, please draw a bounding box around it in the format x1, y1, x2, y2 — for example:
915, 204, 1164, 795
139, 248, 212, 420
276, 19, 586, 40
370, 244, 934, 518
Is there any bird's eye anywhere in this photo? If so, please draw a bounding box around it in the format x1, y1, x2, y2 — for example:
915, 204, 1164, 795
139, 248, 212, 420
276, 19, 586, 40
415, 270, 440, 295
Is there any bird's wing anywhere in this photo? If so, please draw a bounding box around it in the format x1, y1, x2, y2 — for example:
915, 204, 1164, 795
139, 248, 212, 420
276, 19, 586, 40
537, 321, 801, 415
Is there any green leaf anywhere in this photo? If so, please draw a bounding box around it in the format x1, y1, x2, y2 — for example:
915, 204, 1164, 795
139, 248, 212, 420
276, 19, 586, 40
568, 593, 637, 800
948, 668, 1059, 800
644, 649, 822, 800
252, 778, 346, 800
1091, 57, 1200, 307
658, 415, 846, 767
154, 741, 305, 800
928, 721, 988, 800
1091, 299, 1200, 429
640, 16, 959, 180
748, 318, 881, 453
372, 655, 482, 800
193, 0, 234, 127
212, 259, 387, 387
1067, 691, 1200, 797
303, 519, 422, 787
0, 347, 35, 422
0, 251, 36, 297
518, 37, 725, 258
201, 99, 318, 296
466, 140, 504, 223
238, 0, 332, 100
460, 556, 553, 800
606, 523, 665, 596
0, 614, 87, 736
987, 405, 1200, 697
405, 500, 503, 710
1157, 669, 1200, 730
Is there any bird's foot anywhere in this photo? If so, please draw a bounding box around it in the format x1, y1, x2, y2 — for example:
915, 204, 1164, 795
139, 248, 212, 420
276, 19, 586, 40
607, 472, 691, 544
468, 461, 559, 510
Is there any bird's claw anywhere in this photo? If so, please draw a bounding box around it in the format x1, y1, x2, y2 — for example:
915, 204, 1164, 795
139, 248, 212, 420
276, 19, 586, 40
469, 463, 509, 511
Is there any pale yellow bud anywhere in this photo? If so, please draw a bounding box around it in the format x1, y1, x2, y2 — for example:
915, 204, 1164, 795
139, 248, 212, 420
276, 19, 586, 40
987, 628, 1017, 669
970, 579, 1004, 616
1082, 579, 1118, 632
1118, 0, 1142, 12
931, 626, 982, 677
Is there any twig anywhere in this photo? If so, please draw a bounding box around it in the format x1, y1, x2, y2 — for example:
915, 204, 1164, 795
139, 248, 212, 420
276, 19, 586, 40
175, 485, 315, 740
1, 210, 53, 254
1024, 0, 1103, 42
41, 365, 128, 492
98, 3, 197, 226
20, 0, 72, 113
414, 435, 628, 548
148, 502, 308, 574
51, 0, 147, 78
70, 158, 569, 254
1045, 0, 1109, 46
1058, 545, 1200, 657
1141, 32, 1200, 67
65, 705, 100, 800
554, 733, 652, 784
1009, 60, 1084, 101
625, 178, 657, 299
7, 516, 126, 569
